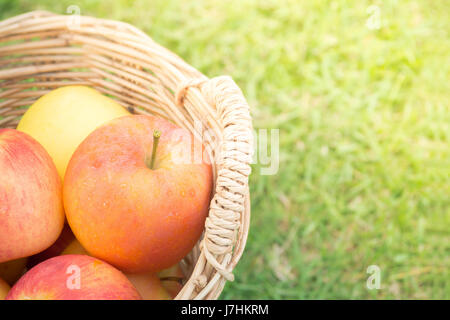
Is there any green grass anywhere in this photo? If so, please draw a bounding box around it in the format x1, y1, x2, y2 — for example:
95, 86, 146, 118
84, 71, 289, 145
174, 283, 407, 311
1, 0, 449, 299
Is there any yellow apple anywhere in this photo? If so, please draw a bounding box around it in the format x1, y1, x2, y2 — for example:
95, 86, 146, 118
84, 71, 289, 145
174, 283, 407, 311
0, 277, 10, 299
17, 86, 129, 179
0, 258, 27, 285
158, 263, 184, 298
61, 239, 89, 256
125, 273, 171, 300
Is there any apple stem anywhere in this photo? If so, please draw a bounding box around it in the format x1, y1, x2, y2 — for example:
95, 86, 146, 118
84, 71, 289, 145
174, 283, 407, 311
149, 129, 161, 169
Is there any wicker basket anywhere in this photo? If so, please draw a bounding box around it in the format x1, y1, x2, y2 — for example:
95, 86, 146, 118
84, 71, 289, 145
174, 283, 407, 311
0, 11, 252, 300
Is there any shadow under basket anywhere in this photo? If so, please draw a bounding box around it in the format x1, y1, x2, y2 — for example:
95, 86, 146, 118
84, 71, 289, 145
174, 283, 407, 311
0, 11, 253, 300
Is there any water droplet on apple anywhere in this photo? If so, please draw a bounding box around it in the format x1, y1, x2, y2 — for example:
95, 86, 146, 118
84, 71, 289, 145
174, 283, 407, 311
93, 160, 101, 168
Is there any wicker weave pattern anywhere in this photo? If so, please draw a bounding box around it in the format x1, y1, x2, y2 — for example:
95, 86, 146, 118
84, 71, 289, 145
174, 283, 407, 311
0, 11, 252, 300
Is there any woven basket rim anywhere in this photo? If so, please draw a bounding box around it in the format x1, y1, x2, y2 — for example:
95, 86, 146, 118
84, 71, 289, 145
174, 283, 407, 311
0, 10, 253, 300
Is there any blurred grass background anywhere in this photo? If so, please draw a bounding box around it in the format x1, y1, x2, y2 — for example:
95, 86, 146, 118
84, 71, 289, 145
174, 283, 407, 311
1, 0, 449, 299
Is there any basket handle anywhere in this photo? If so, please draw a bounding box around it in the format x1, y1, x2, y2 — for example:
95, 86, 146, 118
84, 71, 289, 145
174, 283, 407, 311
175, 76, 253, 298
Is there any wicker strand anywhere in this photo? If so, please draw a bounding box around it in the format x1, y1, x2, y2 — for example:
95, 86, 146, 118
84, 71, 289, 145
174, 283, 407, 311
175, 76, 208, 107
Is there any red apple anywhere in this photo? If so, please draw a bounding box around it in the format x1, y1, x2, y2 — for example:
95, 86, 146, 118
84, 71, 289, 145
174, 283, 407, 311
0, 129, 64, 263
63, 115, 213, 273
6, 255, 141, 300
